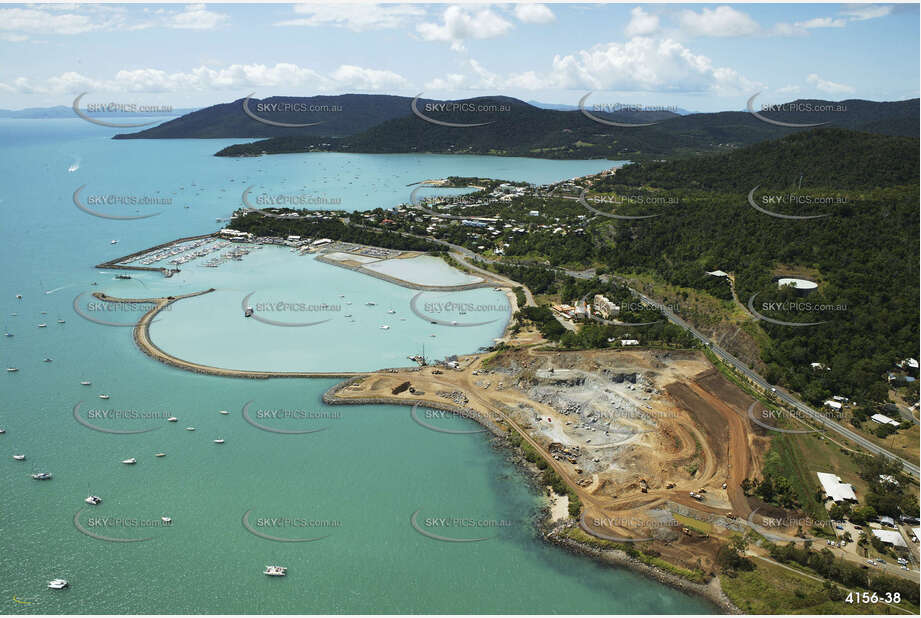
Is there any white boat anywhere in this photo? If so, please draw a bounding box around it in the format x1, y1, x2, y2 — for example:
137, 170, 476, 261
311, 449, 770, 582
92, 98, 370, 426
57, 319, 66, 324
121, 458, 136, 465
3, 332, 12, 337
380, 325, 390, 330
37, 323, 47, 328
155, 453, 166, 457
43, 358, 53, 363
98, 394, 110, 400
185, 426, 195, 431
366, 302, 376, 306
161, 516, 172, 524
167, 417, 178, 422
344, 314, 352, 318
48, 579, 68, 590
387, 309, 396, 314
15, 294, 22, 299
32, 472, 52, 480
80, 381, 91, 386
263, 565, 287, 577
0, 428, 5, 434
85, 495, 102, 505
6, 367, 18, 372
110, 240, 118, 245
213, 439, 225, 444
13, 454, 25, 460
218, 410, 229, 415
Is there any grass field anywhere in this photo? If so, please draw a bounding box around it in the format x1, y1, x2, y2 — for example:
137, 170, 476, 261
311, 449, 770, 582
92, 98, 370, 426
721, 558, 919, 615
672, 512, 713, 535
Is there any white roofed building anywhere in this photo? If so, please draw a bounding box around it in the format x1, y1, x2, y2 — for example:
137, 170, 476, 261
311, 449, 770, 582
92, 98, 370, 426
816, 472, 857, 503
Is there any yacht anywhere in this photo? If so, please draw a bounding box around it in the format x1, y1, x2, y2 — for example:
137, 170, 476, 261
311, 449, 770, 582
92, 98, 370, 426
155, 453, 166, 457
160, 516, 172, 524
0, 428, 5, 434
6, 367, 18, 372
213, 439, 225, 444
263, 566, 287, 577
43, 358, 53, 363
121, 458, 137, 465
37, 323, 47, 328
185, 426, 195, 431
48, 579, 68, 590
218, 410, 229, 415
110, 240, 118, 245
98, 394, 110, 400
13, 454, 25, 460
31, 472, 53, 480
167, 417, 178, 422
84, 495, 102, 505
80, 381, 91, 386
344, 314, 352, 318
57, 319, 66, 324
380, 325, 390, 330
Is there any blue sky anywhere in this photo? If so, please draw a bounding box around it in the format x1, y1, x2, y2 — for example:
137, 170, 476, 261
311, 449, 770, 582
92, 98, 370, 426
0, 2, 917, 111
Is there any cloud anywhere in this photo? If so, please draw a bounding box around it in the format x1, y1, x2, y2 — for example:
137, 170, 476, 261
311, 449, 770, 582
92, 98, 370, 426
416, 5, 513, 51
513, 3, 555, 24
625, 7, 659, 37
169, 4, 228, 30
0, 4, 228, 40
776, 85, 800, 94
795, 17, 847, 29
431, 37, 761, 96
677, 6, 760, 37
839, 4, 894, 21
277, 4, 424, 31
806, 73, 855, 94
0, 63, 409, 96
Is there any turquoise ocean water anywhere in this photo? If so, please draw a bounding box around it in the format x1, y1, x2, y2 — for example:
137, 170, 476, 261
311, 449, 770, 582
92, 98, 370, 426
0, 119, 713, 614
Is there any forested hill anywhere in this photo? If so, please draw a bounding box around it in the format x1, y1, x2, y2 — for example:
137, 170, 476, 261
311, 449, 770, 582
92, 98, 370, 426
212, 96, 919, 160
603, 128, 919, 192
112, 94, 420, 139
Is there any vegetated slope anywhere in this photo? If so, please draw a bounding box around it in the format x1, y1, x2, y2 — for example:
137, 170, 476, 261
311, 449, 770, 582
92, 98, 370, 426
591, 129, 919, 405
603, 128, 920, 191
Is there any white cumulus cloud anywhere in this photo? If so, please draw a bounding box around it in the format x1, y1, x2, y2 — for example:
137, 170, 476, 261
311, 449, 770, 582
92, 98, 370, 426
806, 73, 855, 94
416, 5, 513, 51
514, 4, 555, 25
678, 6, 760, 37
625, 7, 659, 37
277, 4, 425, 31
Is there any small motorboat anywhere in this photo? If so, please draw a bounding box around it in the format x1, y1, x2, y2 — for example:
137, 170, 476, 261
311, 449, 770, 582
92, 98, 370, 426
80, 381, 91, 386
155, 453, 166, 457
31, 472, 53, 480
218, 410, 229, 415
161, 516, 172, 524
185, 427, 195, 431
37, 323, 47, 328
110, 240, 119, 245
121, 458, 137, 465
167, 417, 178, 422
213, 439, 225, 444
6, 367, 19, 372
13, 454, 25, 460
98, 394, 110, 400
380, 325, 390, 330
15, 294, 22, 300
387, 309, 396, 314
85, 495, 102, 505
3, 332, 12, 338
264, 565, 287, 577
48, 579, 68, 590
43, 358, 53, 363
366, 302, 376, 306
57, 319, 66, 324
0, 428, 5, 434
